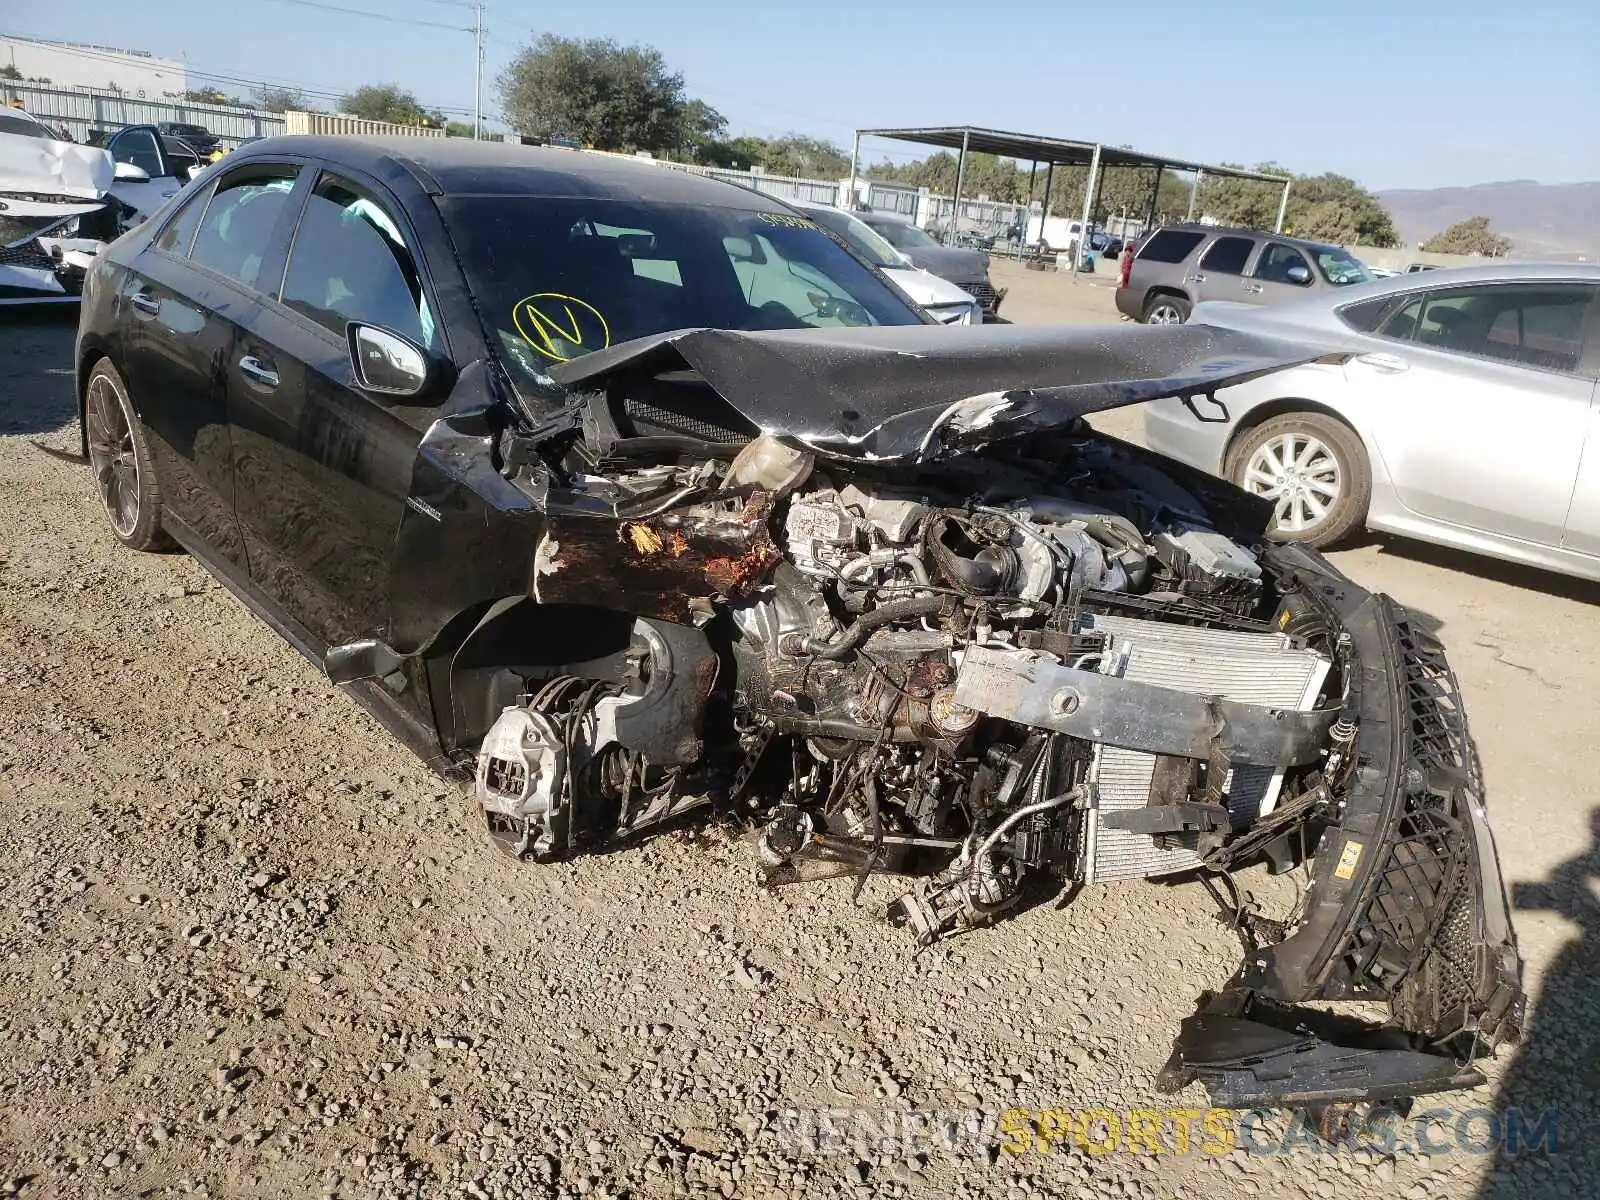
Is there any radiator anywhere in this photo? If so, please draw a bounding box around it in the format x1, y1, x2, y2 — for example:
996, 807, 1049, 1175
1078, 613, 1331, 884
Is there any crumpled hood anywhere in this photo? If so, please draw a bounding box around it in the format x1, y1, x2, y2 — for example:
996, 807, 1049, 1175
548, 322, 1331, 460
883, 265, 978, 310
0, 131, 114, 200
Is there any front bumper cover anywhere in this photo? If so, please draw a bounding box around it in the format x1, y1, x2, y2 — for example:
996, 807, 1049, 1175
1160, 544, 1524, 1107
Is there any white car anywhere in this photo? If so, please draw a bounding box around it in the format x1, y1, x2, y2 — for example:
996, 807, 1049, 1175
1143, 263, 1600, 582
794, 202, 984, 325
0, 112, 206, 303
0, 106, 119, 303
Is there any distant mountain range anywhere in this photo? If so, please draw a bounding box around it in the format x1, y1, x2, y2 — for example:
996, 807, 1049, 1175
1377, 180, 1599, 260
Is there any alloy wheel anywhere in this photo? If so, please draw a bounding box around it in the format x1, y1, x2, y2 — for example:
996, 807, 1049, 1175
1242, 430, 1343, 535
85, 374, 141, 539
1146, 303, 1184, 325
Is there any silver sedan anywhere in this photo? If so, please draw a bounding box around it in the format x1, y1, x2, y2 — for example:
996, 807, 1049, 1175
1142, 263, 1600, 582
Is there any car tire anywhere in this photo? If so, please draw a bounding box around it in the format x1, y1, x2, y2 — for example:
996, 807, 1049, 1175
1226, 412, 1370, 547
1142, 294, 1190, 325
83, 358, 173, 552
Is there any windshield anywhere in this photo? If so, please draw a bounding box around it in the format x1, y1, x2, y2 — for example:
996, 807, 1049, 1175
1313, 246, 1374, 286
444, 195, 925, 400
804, 207, 904, 269
0, 109, 56, 140
868, 218, 939, 251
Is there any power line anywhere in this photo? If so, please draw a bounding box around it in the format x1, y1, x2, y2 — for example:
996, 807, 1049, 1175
251, 0, 472, 32
5, 36, 476, 115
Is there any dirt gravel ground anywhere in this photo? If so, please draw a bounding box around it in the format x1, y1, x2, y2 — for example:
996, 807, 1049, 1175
2, 288, 1596, 1200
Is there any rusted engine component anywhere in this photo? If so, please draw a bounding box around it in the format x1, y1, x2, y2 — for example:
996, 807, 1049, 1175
534, 492, 780, 621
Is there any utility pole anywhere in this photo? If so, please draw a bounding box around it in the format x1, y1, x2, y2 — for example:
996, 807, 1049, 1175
473, 1, 484, 140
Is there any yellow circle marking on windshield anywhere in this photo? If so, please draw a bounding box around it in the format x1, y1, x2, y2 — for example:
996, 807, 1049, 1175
512, 293, 612, 361
756, 212, 815, 229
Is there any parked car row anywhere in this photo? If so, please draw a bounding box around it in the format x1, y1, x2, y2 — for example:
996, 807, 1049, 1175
794, 203, 985, 324
854, 210, 1006, 318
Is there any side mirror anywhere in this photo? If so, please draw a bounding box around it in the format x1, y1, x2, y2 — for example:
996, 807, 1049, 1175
348, 324, 429, 396
1286, 263, 1312, 285
113, 161, 151, 183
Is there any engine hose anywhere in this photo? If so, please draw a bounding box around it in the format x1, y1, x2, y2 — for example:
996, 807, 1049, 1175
838, 554, 932, 594
799, 595, 950, 660
974, 785, 1085, 863
765, 714, 921, 743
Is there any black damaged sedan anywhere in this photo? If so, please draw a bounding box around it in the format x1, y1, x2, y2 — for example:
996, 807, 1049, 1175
75, 137, 1524, 1118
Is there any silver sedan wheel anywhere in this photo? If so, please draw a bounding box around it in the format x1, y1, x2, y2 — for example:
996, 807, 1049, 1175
85, 372, 141, 539
1146, 302, 1185, 325
1242, 430, 1342, 535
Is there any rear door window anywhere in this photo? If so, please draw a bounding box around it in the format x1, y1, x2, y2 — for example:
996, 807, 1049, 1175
1199, 236, 1255, 276
188, 167, 299, 291
279, 172, 433, 347
1338, 294, 1404, 333
1379, 284, 1596, 374
1137, 229, 1205, 263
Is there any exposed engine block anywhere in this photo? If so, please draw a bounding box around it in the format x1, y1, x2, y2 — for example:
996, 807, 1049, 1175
475, 456, 1329, 948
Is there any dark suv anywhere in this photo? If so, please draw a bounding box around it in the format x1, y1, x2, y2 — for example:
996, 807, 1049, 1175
1115, 223, 1374, 324
157, 121, 219, 155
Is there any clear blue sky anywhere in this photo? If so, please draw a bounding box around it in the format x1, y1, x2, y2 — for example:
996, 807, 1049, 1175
6, 0, 1597, 189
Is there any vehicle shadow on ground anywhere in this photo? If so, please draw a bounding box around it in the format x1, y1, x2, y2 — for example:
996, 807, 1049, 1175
1365, 533, 1600, 606
0, 309, 80, 438
1475, 806, 1600, 1197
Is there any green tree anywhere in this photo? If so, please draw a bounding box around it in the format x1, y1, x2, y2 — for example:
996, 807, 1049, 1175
256, 86, 311, 114
694, 133, 771, 169
1288, 173, 1397, 245
1196, 162, 1398, 246
445, 120, 478, 138
497, 33, 687, 152
678, 98, 727, 159
1421, 216, 1512, 256
696, 133, 851, 176
0, 65, 20, 81
340, 83, 439, 126
760, 135, 851, 178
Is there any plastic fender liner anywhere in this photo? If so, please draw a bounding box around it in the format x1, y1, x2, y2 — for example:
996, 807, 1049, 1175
1157, 989, 1485, 1107
1242, 544, 1525, 1049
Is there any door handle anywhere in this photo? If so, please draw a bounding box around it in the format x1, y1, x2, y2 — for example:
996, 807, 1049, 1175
1192, 272, 1208, 284
130, 292, 161, 316
238, 355, 280, 389
1244, 283, 1264, 295
1354, 351, 1409, 374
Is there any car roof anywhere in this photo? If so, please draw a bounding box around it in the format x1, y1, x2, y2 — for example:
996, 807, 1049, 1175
1155, 222, 1346, 253
1322, 260, 1600, 294
227, 136, 783, 209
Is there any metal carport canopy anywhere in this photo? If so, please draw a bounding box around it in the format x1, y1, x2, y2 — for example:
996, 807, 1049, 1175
848, 124, 1294, 275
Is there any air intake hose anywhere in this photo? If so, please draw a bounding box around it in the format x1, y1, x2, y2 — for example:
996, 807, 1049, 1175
798, 596, 951, 660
